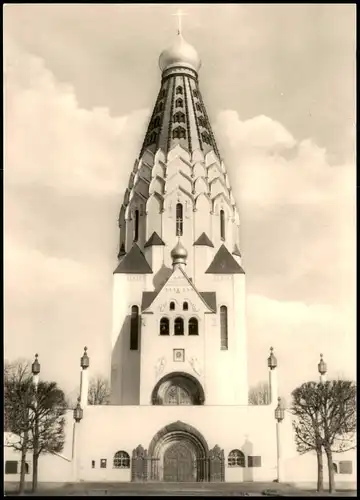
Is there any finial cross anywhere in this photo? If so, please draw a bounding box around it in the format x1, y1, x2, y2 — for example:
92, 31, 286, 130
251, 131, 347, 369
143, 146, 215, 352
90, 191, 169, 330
172, 9, 187, 35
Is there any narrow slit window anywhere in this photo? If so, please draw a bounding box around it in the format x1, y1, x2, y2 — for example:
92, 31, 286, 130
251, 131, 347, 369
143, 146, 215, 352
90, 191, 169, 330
170, 302, 175, 311
220, 210, 225, 241
183, 302, 188, 311
188, 317, 199, 336
134, 210, 139, 242
130, 306, 139, 350
174, 317, 184, 335
160, 317, 170, 335
220, 305, 228, 350
176, 203, 183, 236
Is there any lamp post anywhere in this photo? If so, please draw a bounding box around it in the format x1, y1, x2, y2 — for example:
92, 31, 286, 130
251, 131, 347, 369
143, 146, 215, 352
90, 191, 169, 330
268, 347, 278, 404
31, 354, 40, 493
274, 397, 285, 483
318, 353, 327, 384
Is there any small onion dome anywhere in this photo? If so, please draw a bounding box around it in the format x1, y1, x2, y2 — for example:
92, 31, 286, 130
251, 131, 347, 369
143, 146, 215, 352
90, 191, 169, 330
159, 33, 201, 73
318, 353, 327, 375
171, 238, 188, 266
73, 397, 83, 423
274, 397, 285, 422
267, 346, 277, 370
80, 346, 89, 370
31, 353, 41, 375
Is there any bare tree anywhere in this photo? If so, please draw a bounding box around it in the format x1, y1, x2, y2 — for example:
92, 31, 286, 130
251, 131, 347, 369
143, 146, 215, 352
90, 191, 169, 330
29, 381, 67, 492
318, 380, 356, 493
4, 359, 33, 494
291, 382, 325, 492
88, 375, 110, 405
248, 381, 270, 405
5, 359, 68, 493
291, 380, 356, 493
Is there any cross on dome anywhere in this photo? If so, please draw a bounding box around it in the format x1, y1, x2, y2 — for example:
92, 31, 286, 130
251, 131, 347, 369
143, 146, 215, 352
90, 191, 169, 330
172, 8, 188, 35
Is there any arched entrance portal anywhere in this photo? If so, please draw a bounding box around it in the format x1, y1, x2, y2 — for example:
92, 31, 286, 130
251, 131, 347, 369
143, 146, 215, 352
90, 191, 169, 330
148, 421, 209, 482
151, 372, 205, 406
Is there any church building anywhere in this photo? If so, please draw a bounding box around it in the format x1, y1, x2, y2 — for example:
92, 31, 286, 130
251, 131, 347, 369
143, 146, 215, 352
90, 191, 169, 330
4, 27, 356, 489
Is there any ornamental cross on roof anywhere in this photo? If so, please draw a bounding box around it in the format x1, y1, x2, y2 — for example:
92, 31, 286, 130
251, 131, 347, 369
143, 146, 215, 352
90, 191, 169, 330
172, 8, 188, 35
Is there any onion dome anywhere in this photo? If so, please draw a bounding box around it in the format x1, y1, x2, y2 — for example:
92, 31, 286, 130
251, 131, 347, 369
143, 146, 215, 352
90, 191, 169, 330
159, 33, 201, 73
318, 353, 327, 375
267, 346, 277, 370
171, 238, 188, 266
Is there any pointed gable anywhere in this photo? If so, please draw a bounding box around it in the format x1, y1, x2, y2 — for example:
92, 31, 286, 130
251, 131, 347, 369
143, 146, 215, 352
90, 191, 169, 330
205, 245, 245, 274
193, 232, 214, 248
142, 265, 216, 313
114, 244, 153, 274
144, 231, 165, 248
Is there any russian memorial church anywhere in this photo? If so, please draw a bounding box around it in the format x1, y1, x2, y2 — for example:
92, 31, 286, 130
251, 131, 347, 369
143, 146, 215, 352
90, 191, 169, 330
4, 30, 356, 488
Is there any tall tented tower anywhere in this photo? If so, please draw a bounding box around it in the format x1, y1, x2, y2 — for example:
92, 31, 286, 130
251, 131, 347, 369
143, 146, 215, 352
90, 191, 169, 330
111, 31, 248, 406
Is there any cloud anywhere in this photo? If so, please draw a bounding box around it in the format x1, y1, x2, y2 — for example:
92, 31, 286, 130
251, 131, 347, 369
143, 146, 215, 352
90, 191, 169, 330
4, 37, 149, 197
214, 110, 355, 207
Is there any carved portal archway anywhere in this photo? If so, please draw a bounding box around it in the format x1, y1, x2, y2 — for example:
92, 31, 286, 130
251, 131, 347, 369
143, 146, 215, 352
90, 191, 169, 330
148, 421, 210, 482
151, 372, 205, 406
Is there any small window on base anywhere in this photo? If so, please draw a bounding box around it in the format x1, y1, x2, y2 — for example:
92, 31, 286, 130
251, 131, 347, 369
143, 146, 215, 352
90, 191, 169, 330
100, 459, 107, 469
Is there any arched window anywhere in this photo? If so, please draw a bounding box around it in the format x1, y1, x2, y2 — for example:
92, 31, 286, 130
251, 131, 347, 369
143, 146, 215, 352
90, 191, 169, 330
201, 131, 211, 145
134, 210, 139, 242
176, 86, 183, 95
193, 89, 199, 98
154, 116, 161, 127
160, 89, 166, 98
196, 102, 202, 112
149, 132, 157, 144
160, 317, 170, 335
220, 210, 225, 241
157, 102, 164, 112
113, 451, 130, 469
228, 450, 245, 467
183, 302, 188, 311
176, 203, 183, 236
130, 306, 139, 350
174, 317, 184, 335
170, 301, 175, 311
173, 112, 185, 124
220, 306, 228, 350
188, 317, 199, 336
175, 98, 184, 108
198, 116, 206, 127
173, 126, 186, 139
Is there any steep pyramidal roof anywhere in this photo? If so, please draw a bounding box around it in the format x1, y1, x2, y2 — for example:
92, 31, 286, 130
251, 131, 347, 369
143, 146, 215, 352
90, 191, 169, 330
114, 244, 153, 274
193, 232, 214, 248
205, 245, 245, 275
144, 232, 165, 248
139, 33, 220, 160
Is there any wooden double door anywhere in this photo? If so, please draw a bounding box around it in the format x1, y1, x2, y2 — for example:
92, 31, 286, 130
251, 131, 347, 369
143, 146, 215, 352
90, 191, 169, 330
163, 442, 196, 482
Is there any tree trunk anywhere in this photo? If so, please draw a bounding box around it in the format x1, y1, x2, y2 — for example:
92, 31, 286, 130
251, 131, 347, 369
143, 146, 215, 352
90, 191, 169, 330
19, 432, 28, 495
32, 413, 39, 493
325, 447, 335, 493
32, 453, 39, 493
316, 448, 324, 492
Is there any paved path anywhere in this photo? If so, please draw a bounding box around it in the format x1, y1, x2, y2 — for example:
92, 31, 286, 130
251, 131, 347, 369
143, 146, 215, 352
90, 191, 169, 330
5, 482, 357, 497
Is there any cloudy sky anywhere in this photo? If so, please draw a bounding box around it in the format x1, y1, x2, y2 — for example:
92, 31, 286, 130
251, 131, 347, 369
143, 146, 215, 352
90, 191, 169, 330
4, 4, 356, 401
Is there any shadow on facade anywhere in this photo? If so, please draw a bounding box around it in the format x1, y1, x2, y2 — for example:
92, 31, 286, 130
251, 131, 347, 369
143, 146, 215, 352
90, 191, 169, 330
153, 264, 172, 290
242, 437, 254, 482
111, 314, 140, 405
